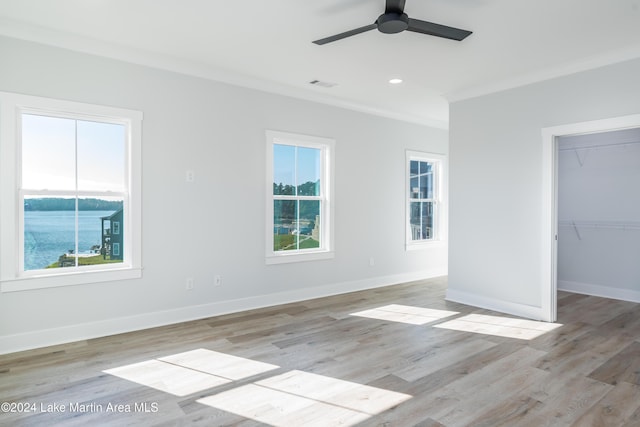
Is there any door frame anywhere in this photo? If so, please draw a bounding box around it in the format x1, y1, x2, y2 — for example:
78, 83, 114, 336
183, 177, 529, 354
541, 113, 640, 322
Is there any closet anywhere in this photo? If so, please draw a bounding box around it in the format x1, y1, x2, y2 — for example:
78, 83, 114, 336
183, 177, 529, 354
557, 127, 640, 302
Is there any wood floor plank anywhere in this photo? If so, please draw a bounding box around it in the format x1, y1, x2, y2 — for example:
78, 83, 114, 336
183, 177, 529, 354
571, 381, 640, 426
621, 404, 640, 427
404, 341, 527, 396
465, 395, 544, 427
516, 375, 613, 426
393, 337, 496, 382
528, 321, 591, 351
558, 295, 636, 326
2, 277, 640, 426
226, 315, 338, 344
593, 309, 640, 338
533, 330, 628, 378
426, 348, 548, 426
557, 291, 587, 307
588, 341, 640, 386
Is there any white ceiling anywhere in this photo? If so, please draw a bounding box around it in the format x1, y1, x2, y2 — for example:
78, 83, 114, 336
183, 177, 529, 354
1, 0, 640, 128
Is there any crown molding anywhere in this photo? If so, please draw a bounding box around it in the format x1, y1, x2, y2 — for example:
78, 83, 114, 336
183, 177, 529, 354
0, 17, 448, 130
446, 44, 640, 103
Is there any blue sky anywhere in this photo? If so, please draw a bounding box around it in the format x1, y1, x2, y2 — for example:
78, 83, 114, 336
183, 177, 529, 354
273, 144, 320, 187
21, 114, 125, 192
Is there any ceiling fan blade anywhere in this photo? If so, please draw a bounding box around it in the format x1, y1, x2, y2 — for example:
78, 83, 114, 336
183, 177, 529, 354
312, 23, 377, 45
385, 0, 406, 14
407, 18, 472, 41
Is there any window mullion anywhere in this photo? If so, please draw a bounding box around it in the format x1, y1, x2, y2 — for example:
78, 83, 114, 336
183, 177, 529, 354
74, 197, 79, 267
295, 146, 300, 250
74, 120, 79, 267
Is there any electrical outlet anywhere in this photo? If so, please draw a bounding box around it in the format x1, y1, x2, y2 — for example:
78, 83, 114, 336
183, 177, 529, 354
186, 277, 194, 290
186, 170, 195, 182
214, 275, 222, 287
369, 257, 375, 267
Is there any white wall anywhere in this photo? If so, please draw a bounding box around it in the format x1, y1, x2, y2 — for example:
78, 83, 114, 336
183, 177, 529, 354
557, 128, 640, 301
0, 36, 448, 354
448, 57, 640, 319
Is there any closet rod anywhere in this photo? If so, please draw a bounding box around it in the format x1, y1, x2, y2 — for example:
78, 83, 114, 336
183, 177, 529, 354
558, 221, 640, 231
558, 139, 640, 151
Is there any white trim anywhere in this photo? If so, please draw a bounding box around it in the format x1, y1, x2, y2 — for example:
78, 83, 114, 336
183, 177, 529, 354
0, 91, 142, 122
446, 44, 640, 103
265, 250, 335, 265
0, 19, 447, 129
405, 240, 447, 251
265, 130, 335, 264
1, 268, 142, 293
558, 280, 640, 303
540, 128, 558, 322
541, 113, 640, 322
0, 268, 446, 355
445, 288, 545, 321
0, 91, 143, 291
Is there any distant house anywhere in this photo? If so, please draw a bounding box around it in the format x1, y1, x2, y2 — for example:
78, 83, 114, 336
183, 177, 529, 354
101, 209, 123, 260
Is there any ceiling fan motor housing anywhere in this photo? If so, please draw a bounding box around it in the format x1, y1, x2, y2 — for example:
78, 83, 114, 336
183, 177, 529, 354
377, 13, 409, 34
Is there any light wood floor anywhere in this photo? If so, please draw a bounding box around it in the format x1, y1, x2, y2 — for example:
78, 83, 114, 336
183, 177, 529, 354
2, 277, 640, 426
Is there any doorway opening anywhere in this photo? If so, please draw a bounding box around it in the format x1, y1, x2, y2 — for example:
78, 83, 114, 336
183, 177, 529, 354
541, 114, 640, 322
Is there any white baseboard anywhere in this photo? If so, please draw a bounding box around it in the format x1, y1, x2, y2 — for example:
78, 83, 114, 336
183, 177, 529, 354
0, 268, 447, 355
558, 280, 640, 303
445, 288, 545, 321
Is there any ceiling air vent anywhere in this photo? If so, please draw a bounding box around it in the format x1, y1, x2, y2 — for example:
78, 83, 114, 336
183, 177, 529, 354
309, 79, 337, 88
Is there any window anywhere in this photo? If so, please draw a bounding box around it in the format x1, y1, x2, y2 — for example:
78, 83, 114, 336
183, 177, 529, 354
266, 130, 334, 264
406, 151, 446, 249
0, 92, 142, 292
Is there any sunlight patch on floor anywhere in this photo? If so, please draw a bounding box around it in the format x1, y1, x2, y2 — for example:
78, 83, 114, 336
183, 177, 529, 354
350, 304, 459, 325
197, 370, 411, 427
158, 348, 279, 380
434, 314, 563, 340
103, 348, 279, 396
103, 359, 229, 396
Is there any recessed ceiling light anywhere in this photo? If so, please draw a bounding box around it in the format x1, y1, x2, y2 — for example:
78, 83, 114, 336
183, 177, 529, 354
389, 78, 403, 84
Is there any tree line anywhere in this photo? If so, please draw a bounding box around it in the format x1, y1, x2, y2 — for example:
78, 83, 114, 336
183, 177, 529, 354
273, 181, 320, 225
273, 181, 320, 197
24, 198, 123, 211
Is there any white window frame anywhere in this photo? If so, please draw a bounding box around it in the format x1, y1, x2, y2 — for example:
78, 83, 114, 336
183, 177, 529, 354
405, 151, 447, 250
0, 92, 143, 292
265, 130, 335, 264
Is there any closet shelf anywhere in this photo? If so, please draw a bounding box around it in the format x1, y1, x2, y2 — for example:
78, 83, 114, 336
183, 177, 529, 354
558, 139, 640, 152
559, 139, 640, 167
559, 220, 640, 240
559, 220, 640, 230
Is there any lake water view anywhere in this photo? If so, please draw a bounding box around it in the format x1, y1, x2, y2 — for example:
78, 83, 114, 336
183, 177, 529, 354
24, 210, 115, 271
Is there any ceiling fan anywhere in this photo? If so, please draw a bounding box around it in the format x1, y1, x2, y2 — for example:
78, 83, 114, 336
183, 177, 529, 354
313, 0, 472, 45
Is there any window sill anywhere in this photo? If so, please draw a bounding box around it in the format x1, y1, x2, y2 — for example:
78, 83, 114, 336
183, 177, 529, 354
405, 240, 447, 251
0, 267, 143, 293
266, 250, 335, 265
